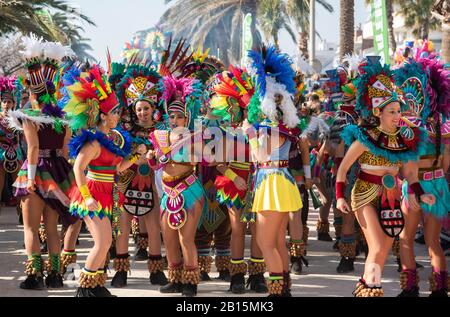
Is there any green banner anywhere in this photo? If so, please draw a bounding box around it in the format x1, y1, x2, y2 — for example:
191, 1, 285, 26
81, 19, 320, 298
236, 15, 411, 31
370, 0, 390, 63
241, 13, 253, 66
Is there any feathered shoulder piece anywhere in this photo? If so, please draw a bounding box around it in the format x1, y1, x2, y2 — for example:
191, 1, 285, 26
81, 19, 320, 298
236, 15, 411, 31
341, 124, 426, 162
159, 37, 193, 78
69, 127, 132, 159
116, 64, 161, 108
247, 45, 299, 129
209, 65, 255, 124
63, 65, 119, 131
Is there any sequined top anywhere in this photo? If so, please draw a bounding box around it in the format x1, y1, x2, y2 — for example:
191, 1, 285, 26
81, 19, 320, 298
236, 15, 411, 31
358, 151, 402, 168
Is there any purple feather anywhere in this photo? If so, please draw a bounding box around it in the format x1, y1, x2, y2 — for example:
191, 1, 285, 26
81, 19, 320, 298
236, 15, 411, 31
418, 58, 450, 117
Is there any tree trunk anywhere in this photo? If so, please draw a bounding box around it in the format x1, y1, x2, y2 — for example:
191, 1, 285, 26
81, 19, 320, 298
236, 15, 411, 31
442, 21, 450, 63
422, 18, 430, 39
298, 30, 309, 60
339, 0, 354, 62
386, 0, 396, 56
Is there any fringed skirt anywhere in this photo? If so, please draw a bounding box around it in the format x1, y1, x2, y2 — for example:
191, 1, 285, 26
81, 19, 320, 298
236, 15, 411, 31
69, 179, 124, 222
14, 155, 78, 226
402, 177, 450, 230
251, 168, 302, 213
215, 163, 251, 210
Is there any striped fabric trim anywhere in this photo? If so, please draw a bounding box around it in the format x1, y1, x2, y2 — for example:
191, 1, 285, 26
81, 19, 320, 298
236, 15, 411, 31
86, 171, 115, 182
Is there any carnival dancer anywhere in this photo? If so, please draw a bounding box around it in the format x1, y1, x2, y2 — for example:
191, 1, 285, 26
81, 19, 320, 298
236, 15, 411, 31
209, 65, 268, 293
243, 45, 303, 297
0, 76, 23, 207
148, 73, 206, 297
183, 50, 233, 283
110, 63, 168, 287
336, 57, 435, 297
7, 36, 78, 289
395, 57, 450, 297
64, 65, 145, 297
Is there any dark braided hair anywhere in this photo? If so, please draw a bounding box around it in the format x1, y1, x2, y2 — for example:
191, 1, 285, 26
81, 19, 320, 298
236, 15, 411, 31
434, 115, 441, 167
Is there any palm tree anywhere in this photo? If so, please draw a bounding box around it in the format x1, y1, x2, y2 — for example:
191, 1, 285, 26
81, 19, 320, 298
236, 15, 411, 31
160, 0, 262, 66
339, 0, 354, 61
432, 0, 450, 63
258, 0, 296, 48
161, 0, 333, 66
0, 0, 95, 41
37, 10, 96, 61
399, 0, 440, 40
286, 0, 334, 60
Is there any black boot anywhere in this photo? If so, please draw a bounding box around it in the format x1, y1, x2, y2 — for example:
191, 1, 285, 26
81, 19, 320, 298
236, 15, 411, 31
75, 287, 97, 297
200, 271, 212, 281
150, 271, 168, 286
111, 271, 127, 288
93, 286, 117, 297
159, 282, 183, 293
229, 273, 246, 294
20, 275, 45, 290
290, 256, 310, 275
182, 283, 197, 297
429, 289, 448, 297
397, 287, 419, 297
134, 248, 148, 261
217, 270, 230, 281
336, 257, 355, 273
45, 271, 64, 288
318, 232, 333, 241
332, 240, 340, 251
247, 273, 268, 293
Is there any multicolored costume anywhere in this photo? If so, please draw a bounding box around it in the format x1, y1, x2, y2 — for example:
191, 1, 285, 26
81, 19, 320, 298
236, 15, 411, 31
246, 45, 302, 297
0, 76, 23, 174
208, 65, 267, 293
395, 57, 450, 297
7, 36, 77, 290
112, 63, 168, 286
63, 65, 131, 297
150, 66, 206, 296
338, 57, 426, 297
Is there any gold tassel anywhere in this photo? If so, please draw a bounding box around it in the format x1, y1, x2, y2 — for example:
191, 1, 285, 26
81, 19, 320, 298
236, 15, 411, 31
229, 261, 247, 276
339, 241, 356, 258
198, 256, 213, 273
215, 255, 231, 272
147, 259, 164, 273
182, 267, 200, 285
113, 257, 130, 272
167, 265, 183, 283
267, 279, 284, 295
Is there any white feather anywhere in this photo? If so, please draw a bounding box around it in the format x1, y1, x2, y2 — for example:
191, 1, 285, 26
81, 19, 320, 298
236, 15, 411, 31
43, 42, 67, 61
21, 34, 45, 59
262, 77, 300, 129
343, 53, 363, 72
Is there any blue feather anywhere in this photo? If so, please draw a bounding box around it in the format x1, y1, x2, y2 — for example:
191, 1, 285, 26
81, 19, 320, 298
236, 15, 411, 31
341, 124, 426, 162
247, 45, 295, 98
69, 128, 132, 159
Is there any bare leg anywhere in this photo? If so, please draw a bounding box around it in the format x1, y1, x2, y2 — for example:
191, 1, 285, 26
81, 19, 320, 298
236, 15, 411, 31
115, 211, 132, 255
228, 206, 246, 259
83, 216, 112, 271
42, 205, 61, 256
22, 195, 45, 255
256, 211, 286, 273
144, 194, 162, 256
178, 202, 203, 267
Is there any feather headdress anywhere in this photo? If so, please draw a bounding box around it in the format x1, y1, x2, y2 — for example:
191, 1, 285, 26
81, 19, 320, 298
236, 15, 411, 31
159, 75, 202, 130
209, 65, 255, 124
63, 65, 119, 131
247, 45, 299, 129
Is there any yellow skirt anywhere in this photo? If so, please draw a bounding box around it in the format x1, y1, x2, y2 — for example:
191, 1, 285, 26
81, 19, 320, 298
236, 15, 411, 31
252, 169, 302, 212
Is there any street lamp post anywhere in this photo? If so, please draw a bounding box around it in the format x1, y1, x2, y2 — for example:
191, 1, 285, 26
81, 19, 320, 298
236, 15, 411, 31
309, 0, 316, 68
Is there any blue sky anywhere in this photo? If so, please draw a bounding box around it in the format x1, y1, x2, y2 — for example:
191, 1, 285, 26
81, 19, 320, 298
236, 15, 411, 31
72, 0, 368, 64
